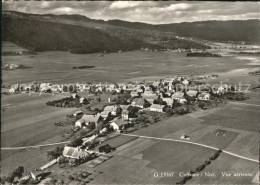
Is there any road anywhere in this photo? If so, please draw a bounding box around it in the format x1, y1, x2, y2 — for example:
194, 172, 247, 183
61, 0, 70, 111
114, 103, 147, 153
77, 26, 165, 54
2, 133, 258, 163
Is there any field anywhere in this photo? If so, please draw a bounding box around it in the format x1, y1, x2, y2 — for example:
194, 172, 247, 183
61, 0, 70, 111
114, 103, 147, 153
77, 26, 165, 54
90, 96, 258, 184
1, 41, 259, 183
2, 42, 259, 85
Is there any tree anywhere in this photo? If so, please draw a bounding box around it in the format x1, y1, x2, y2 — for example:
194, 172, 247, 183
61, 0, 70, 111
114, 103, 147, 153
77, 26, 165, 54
13, 166, 24, 178
128, 106, 139, 118
47, 147, 64, 161
149, 85, 156, 92
87, 122, 96, 130
70, 137, 83, 147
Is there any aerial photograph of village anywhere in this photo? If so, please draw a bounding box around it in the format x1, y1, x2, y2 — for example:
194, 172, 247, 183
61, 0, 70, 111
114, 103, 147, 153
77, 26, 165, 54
1, 1, 259, 185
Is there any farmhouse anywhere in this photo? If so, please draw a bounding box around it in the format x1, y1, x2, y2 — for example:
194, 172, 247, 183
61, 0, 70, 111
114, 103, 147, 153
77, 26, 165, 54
198, 93, 210, 100
131, 98, 148, 108
130, 91, 139, 97
121, 110, 129, 120
30, 170, 43, 180
63, 146, 89, 159
100, 110, 111, 119
104, 105, 118, 116
75, 113, 101, 128
179, 98, 188, 104
153, 81, 160, 87
187, 90, 198, 97
171, 92, 185, 100
182, 79, 189, 85
120, 105, 130, 111
150, 104, 165, 112
162, 98, 173, 107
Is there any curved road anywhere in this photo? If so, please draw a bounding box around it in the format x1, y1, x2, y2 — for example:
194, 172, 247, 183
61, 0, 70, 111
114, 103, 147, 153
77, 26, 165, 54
1, 133, 258, 163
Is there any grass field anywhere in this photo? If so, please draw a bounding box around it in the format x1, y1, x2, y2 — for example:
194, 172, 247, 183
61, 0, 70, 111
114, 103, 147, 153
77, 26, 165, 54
2, 41, 259, 84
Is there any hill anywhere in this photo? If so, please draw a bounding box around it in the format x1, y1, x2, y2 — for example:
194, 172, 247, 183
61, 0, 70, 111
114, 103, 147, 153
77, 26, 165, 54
107, 19, 260, 43
2, 11, 209, 53
5, 11, 260, 53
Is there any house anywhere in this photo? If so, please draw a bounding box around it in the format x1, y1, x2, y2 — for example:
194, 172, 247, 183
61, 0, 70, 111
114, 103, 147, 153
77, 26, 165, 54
131, 98, 148, 108
40, 83, 52, 92
130, 91, 139, 97
142, 93, 158, 104
79, 97, 85, 103
104, 105, 118, 116
109, 118, 127, 132
171, 92, 184, 100
150, 104, 165, 112
217, 85, 227, 94
182, 79, 189, 85
75, 113, 101, 128
186, 90, 198, 97
73, 110, 83, 117
120, 105, 130, 111
179, 98, 187, 104
121, 110, 129, 120
100, 110, 111, 119
30, 170, 43, 180
162, 98, 173, 107
63, 146, 89, 159
198, 93, 210, 101
153, 81, 160, 87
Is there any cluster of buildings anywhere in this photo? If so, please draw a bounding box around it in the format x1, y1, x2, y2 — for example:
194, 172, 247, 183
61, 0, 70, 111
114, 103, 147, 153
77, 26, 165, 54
71, 76, 230, 134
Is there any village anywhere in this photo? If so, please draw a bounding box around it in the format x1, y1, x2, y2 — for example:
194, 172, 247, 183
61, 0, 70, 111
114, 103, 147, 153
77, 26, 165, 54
1, 74, 249, 184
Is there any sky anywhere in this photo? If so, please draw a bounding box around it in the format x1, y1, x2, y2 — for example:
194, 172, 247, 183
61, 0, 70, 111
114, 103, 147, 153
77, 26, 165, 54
2, 1, 260, 24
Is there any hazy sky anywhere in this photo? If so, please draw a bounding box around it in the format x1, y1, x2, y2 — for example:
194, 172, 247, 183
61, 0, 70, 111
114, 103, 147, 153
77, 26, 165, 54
3, 1, 260, 24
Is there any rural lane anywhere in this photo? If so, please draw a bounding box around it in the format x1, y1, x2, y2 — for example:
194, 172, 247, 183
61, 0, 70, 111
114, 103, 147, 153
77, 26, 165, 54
1, 133, 258, 163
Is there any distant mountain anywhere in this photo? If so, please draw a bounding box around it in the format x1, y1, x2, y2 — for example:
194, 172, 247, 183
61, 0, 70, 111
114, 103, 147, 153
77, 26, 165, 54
107, 19, 260, 43
2, 11, 258, 53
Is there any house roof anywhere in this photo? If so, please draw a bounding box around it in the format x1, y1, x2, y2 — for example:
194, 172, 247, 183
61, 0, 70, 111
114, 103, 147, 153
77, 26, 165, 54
31, 170, 43, 177
104, 105, 117, 112
198, 93, 210, 97
120, 105, 130, 110
150, 104, 165, 109
110, 117, 128, 127
101, 110, 111, 115
172, 92, 184, 98
63, 146, 89, 159
132, 98, 146, 106
122, 110, 129, 114
187, 90, 198, 96
162, 98, 173, 104
79, 114, 101, 123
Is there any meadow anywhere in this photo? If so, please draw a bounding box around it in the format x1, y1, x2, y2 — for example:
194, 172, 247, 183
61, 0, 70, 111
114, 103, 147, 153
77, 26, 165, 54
2, 41, 259, 85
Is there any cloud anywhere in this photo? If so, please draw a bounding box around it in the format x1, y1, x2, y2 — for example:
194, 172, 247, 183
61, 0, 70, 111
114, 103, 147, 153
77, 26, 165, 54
109, 1, 144, 10
2, 1, 259, 24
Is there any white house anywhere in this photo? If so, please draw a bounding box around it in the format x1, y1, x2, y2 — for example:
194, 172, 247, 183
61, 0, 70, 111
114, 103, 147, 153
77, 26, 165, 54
179, 98, 187, 104
182, 79, 189, 85
198, 93, 210, 101
171, 92, 184, 100
75, 113, 101, 128
63, 146, 89, 159
104, 105, 118, 116
162, 98, 173, 107
186, 90, 198, 97
150, 104, 165, 112
109, 118, 127, 132
100, 110, 111, 119
121, 110, 129, 120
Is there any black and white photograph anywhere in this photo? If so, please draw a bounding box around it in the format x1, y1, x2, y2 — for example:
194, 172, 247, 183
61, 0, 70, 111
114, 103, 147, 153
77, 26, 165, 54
1, 1, 259, 184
